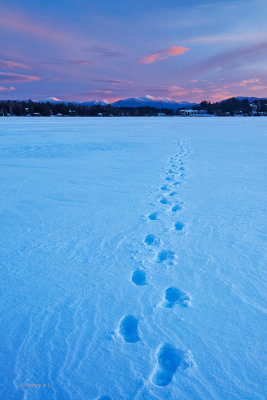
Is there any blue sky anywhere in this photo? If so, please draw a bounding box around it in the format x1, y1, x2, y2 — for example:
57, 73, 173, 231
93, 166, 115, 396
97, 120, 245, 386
0, 0, 267, 102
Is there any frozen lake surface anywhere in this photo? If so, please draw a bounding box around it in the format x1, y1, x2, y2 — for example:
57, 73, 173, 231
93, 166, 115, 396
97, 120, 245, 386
0, 117, 266, 400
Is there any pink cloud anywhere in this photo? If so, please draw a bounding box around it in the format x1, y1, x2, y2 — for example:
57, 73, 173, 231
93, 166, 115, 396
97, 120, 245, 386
167, 86, 188, 97
0, 59, 30, 70
210, 92, 231, 101
0, 85, 15, 91
69, 60, 92, 66
0, 72, 41, 82
231, 78, 260, 87
80, 90, 112, 96
181, 42, 267, 80
84, 45, 126, 58
139, 46, 190, 64
191, 88, 205, 93
187, 32, 267, 44
143, 85, 188, 97
0, 7, 70, 44
250, 85, 267, 90
92, 78, 134, 85
44, 59, 92, 66
168, 85, 184, 90
0, 6, 121, 57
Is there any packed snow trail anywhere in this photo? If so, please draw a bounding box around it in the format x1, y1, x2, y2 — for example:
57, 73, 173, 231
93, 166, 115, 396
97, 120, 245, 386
0, 117, 266, 400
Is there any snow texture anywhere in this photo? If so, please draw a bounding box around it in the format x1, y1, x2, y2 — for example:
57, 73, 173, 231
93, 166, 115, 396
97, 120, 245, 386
0, 117, 266, 400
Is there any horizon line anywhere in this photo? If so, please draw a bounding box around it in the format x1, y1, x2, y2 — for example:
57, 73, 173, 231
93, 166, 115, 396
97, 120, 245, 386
0, 94, 266, 105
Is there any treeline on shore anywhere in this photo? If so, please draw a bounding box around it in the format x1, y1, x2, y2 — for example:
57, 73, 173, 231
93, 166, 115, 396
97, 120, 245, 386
0, 97, 266, 117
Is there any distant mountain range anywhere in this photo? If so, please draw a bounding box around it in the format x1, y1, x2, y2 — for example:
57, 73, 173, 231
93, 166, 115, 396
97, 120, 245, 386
36, 95, 197, 109
35, 95, 266, 109
111, 95, 197, 109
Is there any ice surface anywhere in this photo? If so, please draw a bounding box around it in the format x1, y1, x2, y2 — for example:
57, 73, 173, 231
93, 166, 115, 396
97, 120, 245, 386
0, 117, 266, 399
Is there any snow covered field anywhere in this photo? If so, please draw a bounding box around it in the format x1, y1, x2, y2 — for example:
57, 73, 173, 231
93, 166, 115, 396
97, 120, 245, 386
0, 117, 266, 400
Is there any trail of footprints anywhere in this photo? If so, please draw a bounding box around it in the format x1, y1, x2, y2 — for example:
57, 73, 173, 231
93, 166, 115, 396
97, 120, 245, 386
115, 139, 194, 394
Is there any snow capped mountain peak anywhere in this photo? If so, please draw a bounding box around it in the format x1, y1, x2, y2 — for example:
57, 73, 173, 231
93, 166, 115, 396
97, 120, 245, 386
140, 95, 159, 101
33, 95, 197, 109
95, 99, 108, 105
111, 96, 197, 109
46, 97, 62, 102
37, 97, 64, 103
162, 97, 171, 102
81, 99, 108, 106
139, 95, 174, 103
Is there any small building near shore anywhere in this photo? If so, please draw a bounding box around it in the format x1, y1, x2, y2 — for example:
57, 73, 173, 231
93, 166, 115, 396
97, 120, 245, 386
179, 109, 199, 116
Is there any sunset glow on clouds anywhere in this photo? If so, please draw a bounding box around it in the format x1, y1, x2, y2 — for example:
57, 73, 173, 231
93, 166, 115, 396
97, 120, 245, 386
0, 59, 30, 70
230, 79, 261, 87
0, 0, 266, 102
139, 46, 190, 64
0, 86, 15, 92
0, 72, 41, 83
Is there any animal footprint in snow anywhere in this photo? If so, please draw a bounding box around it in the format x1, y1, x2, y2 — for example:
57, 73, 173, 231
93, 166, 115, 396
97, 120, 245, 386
163, 286, 192, 308
172, 205, 182, 212
159, 197, 169, 205
174, 221, 185, 231
132, 270, 147, 286
151, 343, 194, 386
144, 234, 160, 246
148, 212, 158, 220
165, 176, 174, 181
160, 184, 169, 191
96, 396, 112, 400
157, 250, 176, 264
119, 315, 140, 343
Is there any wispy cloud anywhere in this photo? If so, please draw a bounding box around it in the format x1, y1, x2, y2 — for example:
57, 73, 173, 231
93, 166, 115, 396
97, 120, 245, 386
0, 6, 70, 44
0, 72, 41, 82
191, 88, 205, 93
0, 59, 30, 70
43, 59, 92, 66
211, 93, 231, 101
79, 89, 112, 97
230, 78, 260, 87
0, 5, 111, 56
139, 46, 190, 64
186, 31, 267, 44
209, 42, 267, 70
84, 45, 126, 58
221, 78, 263, 90
249, 85, 267, 91
167, 85, 188, 95
92, 79, 134, 85
183, 42, 267, 78
68, 60, 92, 66
0, 85, 15, 92
143, 85, 188, 98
